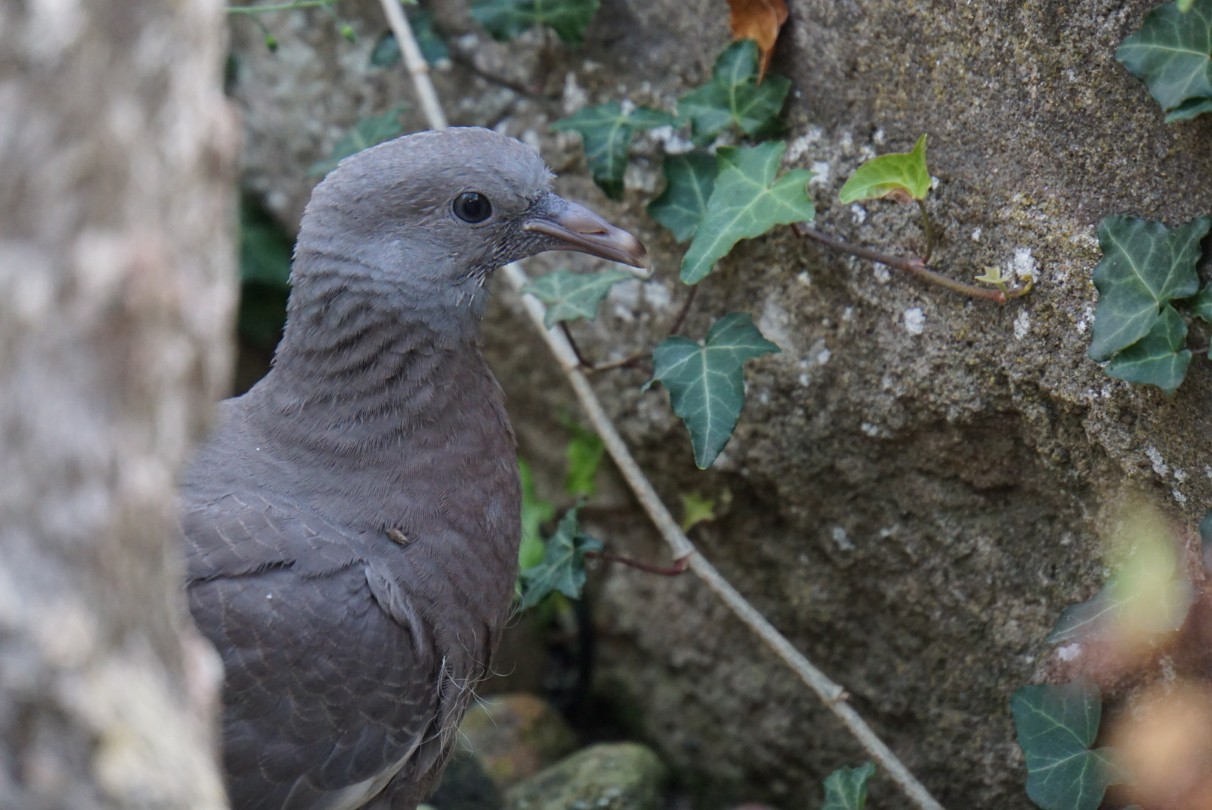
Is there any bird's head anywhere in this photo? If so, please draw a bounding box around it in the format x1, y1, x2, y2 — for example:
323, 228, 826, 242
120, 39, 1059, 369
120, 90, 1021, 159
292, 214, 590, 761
293, 127, 646, 329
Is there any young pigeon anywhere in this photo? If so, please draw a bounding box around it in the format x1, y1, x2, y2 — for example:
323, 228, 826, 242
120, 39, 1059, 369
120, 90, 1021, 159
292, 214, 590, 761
181, 128, 645, 810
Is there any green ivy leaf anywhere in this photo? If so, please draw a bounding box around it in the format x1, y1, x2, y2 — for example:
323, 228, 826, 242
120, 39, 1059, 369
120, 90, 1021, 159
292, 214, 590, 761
1087, 215, 1209, 361
1117, 0, 1212, 122
679, 491, 717, 532
518, 459, 555, 572
838, 134, 931, 204
518, 508, 603, 610
821, 762, 876, 810
564, 423, 605, 498
651, 313, 779, 469
648, 152, 718, 243
471, 0, 599, 44
1011, 680, 1125, 810
308, 105, 407, 177
677, 39, 790, 143
551, 102, 674, 199
369, 11, 449, 69
522, 268, 633, 327
680, 141, 815, 285
1191, 285, 1212, 324
1105, 305, 1192, 394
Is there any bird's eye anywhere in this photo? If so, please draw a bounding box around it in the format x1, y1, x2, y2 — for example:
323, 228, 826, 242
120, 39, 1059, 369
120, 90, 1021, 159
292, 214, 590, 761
453, 191, 492, 224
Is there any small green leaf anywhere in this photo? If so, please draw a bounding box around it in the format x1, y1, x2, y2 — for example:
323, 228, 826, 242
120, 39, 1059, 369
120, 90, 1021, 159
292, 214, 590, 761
1180, 0, 1195, 11
518, 460, 555, 572
680, 141, 814, 285
471, 0, 599, 44
308, 106, 407, 177
1011, 680, 1125, 810
679, 492, 717, 532
522, 268, 633, 327
1191, 284, 1212, 323
648, 152, 718, 243
551, 102, 674, 199
1105, 305, 1192, 394
518, 508, 603, 610
1088, 215, 1209, 361
1117, 0, 1212, 122
564, 423, 605, 498
651, 313, 779, 469
821, 762, 876, 810
838, 134, 931, 204
677, 40, 790, 143
370, 11, 448, 68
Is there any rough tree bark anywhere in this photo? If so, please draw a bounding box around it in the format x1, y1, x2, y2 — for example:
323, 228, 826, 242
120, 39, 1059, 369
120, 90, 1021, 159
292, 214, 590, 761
0, 1, 236, 807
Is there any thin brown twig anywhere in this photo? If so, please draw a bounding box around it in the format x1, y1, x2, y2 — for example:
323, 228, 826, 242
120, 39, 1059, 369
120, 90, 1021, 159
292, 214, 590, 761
793, 223, 1028, 303
558, 322, 592, 368
586, 550, 692, 576
666, 283, 699, 336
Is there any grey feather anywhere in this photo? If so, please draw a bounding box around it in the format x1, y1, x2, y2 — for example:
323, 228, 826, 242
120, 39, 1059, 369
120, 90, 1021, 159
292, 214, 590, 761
180, 128, 644, 810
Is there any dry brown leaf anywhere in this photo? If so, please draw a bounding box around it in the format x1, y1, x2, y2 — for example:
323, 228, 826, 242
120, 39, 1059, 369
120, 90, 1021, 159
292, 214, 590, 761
727, 0, 789, 81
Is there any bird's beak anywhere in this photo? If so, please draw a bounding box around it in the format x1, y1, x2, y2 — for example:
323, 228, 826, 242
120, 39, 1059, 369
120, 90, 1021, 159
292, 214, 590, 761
524, 193, 648, 271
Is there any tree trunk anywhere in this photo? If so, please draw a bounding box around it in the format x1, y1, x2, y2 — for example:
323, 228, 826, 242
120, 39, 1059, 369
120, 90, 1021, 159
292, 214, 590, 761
0, 0, 236, 807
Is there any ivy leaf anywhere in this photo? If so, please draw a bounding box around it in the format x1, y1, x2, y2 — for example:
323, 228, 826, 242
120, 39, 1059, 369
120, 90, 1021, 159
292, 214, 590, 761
1087, 215, 1209, 361
651, 313, 779, 469
1191, 285, 1212, 324
518, 460, 555, 572
369, 11, 449, 69
677, 39, 790, 143
564, 422, 605, 498
680, 141, 814, 285
838, 134, 931, 204
1105, 305, 1192, 394
1116, 0, 1212, 122
551, 102, 674, 199
648, 152, 718, 243
1011, 680, 1125, 810
680, 491, 717, 532
471, 0, 599, 44
308, 106, 407, 177
239, 196, 292, 288
821, 762, 876, 810
518, 508, 603, 610
522, 268, 633, 327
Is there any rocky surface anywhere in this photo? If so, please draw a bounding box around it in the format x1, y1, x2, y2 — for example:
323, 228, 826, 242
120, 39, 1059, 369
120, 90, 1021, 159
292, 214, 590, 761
227, 0, 1212, 806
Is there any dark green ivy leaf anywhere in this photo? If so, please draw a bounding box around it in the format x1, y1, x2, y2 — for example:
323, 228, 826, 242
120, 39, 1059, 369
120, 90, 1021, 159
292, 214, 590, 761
680, 141, 815, 284
651, 313, 779, 469
1011, 679, 1125, 810
821, 762, 876, 810
522, 268, 633, 327
518, 508, 603, 610
517, 459, 555, 572
471, 0, 599, 44
1117, 0, 1212, 122
647, 151, 718, 243
677, 39, 790, 144
1087, 215, 1209, 361
551, 102, 674, 199
239, 196, 292, 288
1191, 284, 1212, 325
1105, 305, 1191, 394
369, 11, 449, 69
308, 105, 407, 177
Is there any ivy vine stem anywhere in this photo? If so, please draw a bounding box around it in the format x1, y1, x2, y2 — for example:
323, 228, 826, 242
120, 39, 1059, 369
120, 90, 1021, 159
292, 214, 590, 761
586, 550, 691, 576
226, 0, 340, 15
793, 223, 1027, 303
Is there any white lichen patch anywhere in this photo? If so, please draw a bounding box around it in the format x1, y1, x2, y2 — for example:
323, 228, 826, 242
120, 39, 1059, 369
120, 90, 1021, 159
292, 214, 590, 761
796, 270, 812, 286
904, 307, 926, 335
971, 227, 982, 242
1013, 310, 1031, 340
861, 421, 881, 437
561, 71, 588, 114
1145, 446, 1169, 477
757, 296, 794, 352
1057, 643, 1083, 662
817, 348, 832, 365
644, 125, 696, 155
872, 128, 886, 146
849, 204, 867, 224
784, 126, 824, 163
830, 526, 854, 551
873, 263, 891, 283
1173, 489, 1187, 505
808, 161, 831, 186
1011, 247, 1039, 284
